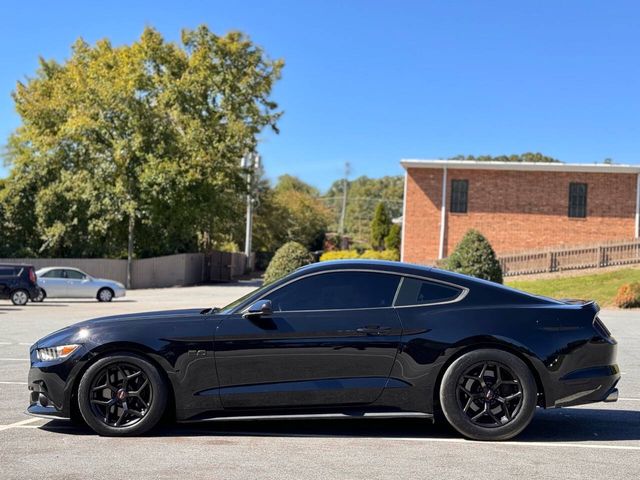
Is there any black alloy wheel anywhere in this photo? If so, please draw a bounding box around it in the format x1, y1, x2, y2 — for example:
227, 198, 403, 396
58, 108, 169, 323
439, 349, 537, 441
456, 361, 523, 427
89, 362, 153, 428
78, 354, 167, 436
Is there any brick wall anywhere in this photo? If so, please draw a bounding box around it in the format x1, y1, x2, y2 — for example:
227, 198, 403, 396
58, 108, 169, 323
402, 167, 637, 264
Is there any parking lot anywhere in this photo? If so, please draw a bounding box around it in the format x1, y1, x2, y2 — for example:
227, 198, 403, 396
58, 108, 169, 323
0, 285, 639, 480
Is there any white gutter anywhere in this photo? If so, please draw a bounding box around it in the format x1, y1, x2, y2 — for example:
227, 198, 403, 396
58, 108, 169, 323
400, 170, 408, 261
636, 173, 640, 238
438, 167, 447, 259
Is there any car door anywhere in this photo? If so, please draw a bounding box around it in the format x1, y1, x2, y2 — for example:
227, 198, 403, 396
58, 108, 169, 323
38, 269, 67, 297
64, 269, 94, 298
214, 270, 403, 410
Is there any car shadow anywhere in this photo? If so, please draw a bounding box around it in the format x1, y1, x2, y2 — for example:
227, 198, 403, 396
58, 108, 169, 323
37, 407, 640, 442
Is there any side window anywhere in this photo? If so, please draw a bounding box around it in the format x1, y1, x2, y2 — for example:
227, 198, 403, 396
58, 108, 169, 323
265, 272, 400, 312
0, 267, 16, 276
395, 277, 462, 306
65, 270, 85, 280
44, 269, 64, 278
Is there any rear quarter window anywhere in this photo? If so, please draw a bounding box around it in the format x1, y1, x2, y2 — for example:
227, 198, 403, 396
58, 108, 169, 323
395, 277, 463, 306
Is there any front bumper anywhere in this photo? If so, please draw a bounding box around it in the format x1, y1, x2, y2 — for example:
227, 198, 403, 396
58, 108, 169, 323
26, 347, 88, 420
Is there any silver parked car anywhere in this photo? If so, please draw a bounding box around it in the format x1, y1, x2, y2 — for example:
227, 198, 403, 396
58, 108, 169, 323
34, 267, 126, 302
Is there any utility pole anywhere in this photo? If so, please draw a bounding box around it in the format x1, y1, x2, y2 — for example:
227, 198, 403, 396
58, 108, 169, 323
241, 152, 260, 260
338, 161, 350, 236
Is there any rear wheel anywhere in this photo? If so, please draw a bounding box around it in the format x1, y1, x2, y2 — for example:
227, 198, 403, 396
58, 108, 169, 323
77, 353, 167, 436
10, 289, 29, 306
439, 349, 537, 441
97, 288, 114, 302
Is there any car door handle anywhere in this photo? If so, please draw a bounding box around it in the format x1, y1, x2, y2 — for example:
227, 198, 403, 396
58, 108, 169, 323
356, 326, 391, 335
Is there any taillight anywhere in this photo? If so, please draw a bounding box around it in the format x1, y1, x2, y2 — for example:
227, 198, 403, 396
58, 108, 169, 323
29, 268, 37, 285
593, 316, 611, 338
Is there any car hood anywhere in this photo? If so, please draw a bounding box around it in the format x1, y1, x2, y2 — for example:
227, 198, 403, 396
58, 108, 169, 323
33, 308, 206, 349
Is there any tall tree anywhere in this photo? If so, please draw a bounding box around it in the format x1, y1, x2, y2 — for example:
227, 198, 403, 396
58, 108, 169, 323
3, 26, 283, 284
370, 202, 392, 251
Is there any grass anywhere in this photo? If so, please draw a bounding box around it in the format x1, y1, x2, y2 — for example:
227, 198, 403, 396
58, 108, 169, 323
506, 267, 640, 307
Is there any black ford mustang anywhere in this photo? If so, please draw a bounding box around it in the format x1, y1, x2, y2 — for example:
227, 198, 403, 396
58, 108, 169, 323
27, 260, 620, 440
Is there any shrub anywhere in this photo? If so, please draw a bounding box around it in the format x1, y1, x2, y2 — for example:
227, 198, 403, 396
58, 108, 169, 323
360, 249, 400, 261
319, 250, 361, 261
613, 282, 640, 308
443, 229, 503, 284
263, 241, 313, 284
319, 249, 399, 262
384, 224, 401, 251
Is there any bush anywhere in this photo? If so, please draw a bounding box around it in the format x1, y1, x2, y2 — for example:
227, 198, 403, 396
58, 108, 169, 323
319, 249, 399, 262
263, 241, 313, 284
370, 202, 391, 250
613, 282, 640, 308
319, 250, 361, 261
360, 249, 400, 261
443, 229, 503, 284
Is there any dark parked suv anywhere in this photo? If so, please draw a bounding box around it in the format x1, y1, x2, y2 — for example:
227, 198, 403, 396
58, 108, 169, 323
0, 264, 40, 305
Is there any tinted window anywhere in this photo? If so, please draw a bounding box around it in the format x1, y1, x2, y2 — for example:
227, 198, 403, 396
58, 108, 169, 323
395, 277, 462, 306
0, 267, 16, 276
42, 269, 65, 278
65, 269, 85, 279
568, 182, 587, 218
265, 272, 400, 312
450, 179, 469, 213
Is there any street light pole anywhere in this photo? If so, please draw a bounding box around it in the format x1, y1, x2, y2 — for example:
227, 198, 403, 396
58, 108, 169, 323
241, 152, 260, 259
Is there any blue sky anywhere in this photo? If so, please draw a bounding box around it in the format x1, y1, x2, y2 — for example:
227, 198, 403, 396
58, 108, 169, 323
1, 1, 639, 190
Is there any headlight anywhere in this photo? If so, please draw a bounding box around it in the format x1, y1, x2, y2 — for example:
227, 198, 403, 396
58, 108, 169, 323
36, 344, 80, 362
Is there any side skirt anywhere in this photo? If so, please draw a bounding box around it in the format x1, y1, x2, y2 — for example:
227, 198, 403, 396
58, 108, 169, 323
177, 411, 434, 424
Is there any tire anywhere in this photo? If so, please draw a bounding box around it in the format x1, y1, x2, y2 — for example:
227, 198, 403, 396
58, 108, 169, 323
10, 289, 29, 306
77, 353, 168, 436
439, 349, 537, 441
97, 288, 114, 302
32, 289, 46, 303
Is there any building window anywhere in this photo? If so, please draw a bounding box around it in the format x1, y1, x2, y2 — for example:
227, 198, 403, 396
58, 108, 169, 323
568, 183, 588, 218
450, 179, 468, 213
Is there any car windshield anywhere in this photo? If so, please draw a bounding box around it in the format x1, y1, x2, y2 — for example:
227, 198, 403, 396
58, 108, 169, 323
218, 282, 270, 314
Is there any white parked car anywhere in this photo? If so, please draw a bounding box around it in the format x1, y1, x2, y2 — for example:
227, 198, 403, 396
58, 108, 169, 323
34, 267, 126, 302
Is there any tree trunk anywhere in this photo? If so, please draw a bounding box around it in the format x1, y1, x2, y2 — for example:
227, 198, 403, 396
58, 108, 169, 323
126, 213, 134, 289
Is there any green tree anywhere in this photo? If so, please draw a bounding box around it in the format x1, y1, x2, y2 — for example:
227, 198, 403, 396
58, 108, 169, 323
370, 202, 391, 251
324, 175, 403, 245
384, 223, 401, 252
263, 241, 313, 284
449, 153, 560, 163
443, 229, 503, 284
3, 26, 283, 284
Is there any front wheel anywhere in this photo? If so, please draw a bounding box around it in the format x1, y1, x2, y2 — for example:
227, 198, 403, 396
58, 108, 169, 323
97, 288, 114, 302
439, 349, 537, 441
32, 289, 46, 303
77, 353, 168, 436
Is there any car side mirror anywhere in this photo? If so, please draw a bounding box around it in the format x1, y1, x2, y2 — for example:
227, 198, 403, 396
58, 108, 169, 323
243, 299, 273, 318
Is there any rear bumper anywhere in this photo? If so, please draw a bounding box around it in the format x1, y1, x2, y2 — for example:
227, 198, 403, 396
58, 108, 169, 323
551, 364, 620, 407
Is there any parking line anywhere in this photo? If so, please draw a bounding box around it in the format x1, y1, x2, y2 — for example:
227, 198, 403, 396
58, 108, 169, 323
619, 397, 640, 401
390, 437, 640, 451
0, 418, 41, 432
0, 358, 29, 362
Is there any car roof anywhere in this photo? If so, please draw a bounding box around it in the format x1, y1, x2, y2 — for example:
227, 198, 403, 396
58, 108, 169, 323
295, 259, 433, 276
0, 263, 33, 268
36, 266, 84, 272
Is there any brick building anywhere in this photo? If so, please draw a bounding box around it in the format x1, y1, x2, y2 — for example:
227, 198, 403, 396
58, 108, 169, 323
400, 159, 640, 264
